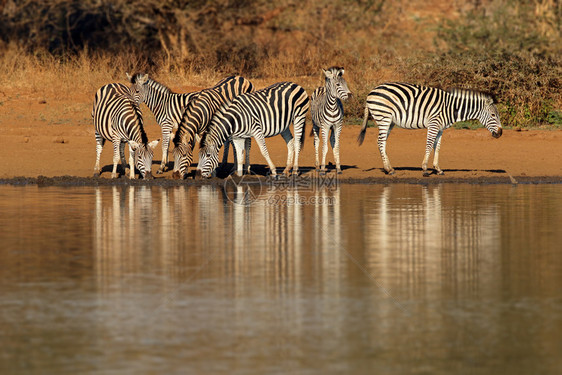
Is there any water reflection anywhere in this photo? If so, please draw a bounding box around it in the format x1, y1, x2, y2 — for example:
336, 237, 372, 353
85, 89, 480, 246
1, 183, 561, 374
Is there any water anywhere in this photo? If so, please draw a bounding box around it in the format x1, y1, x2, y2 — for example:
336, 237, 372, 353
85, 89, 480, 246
0, 182, 561, 374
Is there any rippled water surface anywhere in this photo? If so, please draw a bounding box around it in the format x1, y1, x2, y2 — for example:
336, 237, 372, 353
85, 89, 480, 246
1, 182, 561, 374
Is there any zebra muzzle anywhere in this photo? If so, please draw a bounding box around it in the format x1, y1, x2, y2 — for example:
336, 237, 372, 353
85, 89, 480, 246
492, 128, 503, 138
144, 172, 154, 180
172, 171, 183, 180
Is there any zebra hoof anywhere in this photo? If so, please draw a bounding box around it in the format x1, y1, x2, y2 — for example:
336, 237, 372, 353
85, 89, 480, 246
386, 170, 395, 175
156, 169, 164, 175
93, 172, 100, 178
337, 170, 342, 175
437, 170, 444, 175
422, 171, 431, 177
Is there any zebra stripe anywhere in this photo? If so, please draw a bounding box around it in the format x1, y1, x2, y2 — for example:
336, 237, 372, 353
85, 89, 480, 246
198, 82, 309, 178
357, 83, 502, 176
311, 66, 351, 174
171, 76, 254, 179
92, 83, 159, 179
127, 73, 199, 174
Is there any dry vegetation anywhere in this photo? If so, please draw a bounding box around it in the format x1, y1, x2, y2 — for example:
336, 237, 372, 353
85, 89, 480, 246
0, 0, 560, 128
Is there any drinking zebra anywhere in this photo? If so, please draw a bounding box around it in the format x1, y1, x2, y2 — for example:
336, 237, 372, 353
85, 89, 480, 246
198, 82, 309, 178
357, 83, 502, 176
311, 67, 351, 174
92, 83, 159, 179
126, 73, 199, 174
171, 76, 254, 179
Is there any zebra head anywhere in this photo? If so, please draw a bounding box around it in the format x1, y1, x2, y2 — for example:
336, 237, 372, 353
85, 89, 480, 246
171, 136, 196, 179
479, 97, 503, 138
323, 67, 351, 101
198, 140, 220, 179
126, 72, 149, 105
129, 139, 159, 179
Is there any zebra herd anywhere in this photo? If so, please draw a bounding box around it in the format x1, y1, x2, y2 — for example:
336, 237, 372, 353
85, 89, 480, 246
92, 67, 502, 179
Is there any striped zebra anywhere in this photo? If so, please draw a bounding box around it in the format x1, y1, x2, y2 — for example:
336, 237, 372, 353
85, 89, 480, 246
171, 76, 254, 179
126, 73, 199, 174
357, 83, 502, 176
92, 83, 159, 179
198, 82, 309, 178
311, 67, 351, 174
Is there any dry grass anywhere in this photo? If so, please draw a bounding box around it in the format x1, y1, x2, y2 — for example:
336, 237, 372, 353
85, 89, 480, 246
0, 0, 560, 128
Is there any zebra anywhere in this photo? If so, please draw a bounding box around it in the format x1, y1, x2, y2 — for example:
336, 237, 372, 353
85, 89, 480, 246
198, 82, 309, 178
171, 75, 254, 179
92, 83, 159, 179
126, 73, 199, 174
311, 66, 351, 174
357, 83, 502, 176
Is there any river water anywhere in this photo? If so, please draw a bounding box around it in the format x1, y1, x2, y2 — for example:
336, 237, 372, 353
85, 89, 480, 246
0, 182, 561, 374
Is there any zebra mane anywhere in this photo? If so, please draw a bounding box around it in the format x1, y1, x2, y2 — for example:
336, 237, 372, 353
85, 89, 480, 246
130, 72, 173, 94
447, 88, 496, 103
128, 96, 149, 144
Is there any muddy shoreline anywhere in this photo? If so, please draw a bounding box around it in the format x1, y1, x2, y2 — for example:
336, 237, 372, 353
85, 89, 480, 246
1, 174, 560, 187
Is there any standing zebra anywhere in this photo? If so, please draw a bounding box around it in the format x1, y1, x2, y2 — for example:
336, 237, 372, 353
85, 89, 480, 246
311, 66, 351, 174
198, 82, 309, 178
126, 73, 199, 174
171, 76, 254, 179
357, 83, 502, 176
92, 83, 159, 179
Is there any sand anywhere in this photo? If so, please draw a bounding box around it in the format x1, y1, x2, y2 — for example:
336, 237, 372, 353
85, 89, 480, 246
1, 90, 561, 185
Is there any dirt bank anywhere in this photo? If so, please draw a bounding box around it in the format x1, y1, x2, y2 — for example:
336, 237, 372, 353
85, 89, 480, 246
0, 92, 561, 185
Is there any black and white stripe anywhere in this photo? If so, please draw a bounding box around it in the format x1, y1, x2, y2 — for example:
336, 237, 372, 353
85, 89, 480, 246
357, 83, 502, 176
198, 82, 309, 178
311, 66, 351, 174
171, 76, 254, 179
92, 83, 159, 179
127, 73, 199, 174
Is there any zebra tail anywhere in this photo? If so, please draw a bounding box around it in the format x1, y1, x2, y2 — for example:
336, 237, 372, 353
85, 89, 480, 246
300, 119, 306, 150
357, 105, 370, 146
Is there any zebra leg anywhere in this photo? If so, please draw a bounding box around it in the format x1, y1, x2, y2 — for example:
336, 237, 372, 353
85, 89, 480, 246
432, 130, 444, 175
253, 133, 277, 177
244, 138, 251, 174
220, 141, 230, 171
231, 138, 246, 176
331, 124, 343, 174
291, 115, 305, 176
422, 125, 440, 177
377, 121, 395, 174
111, 139, 121, 178
128, 143, 136, 179
119, 141, 128, 176
94, 133, 104, 176
158, 130, 171, 174
94, 133, 105, 177
320, 126, 330, 174
312, 124, 320, 170
281, 130, 295, 176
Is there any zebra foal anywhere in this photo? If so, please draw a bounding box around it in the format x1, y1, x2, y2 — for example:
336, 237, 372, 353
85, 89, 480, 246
311, 66, 351, 174
357, 83, 502, 176
171, 76, 254, 179
126, 73, 199, 174
198, 82, 309, 178
92, 83, 159, 179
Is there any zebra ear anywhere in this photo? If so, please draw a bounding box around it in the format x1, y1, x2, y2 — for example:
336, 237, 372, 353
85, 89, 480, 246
322, 69, 331, 79
138, 74, 149, 85
129, 141, 140, 150
486, 97, 494, 105
339, 68, 344, 77
148, 139, 159, 150
126, 72, 133, 82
